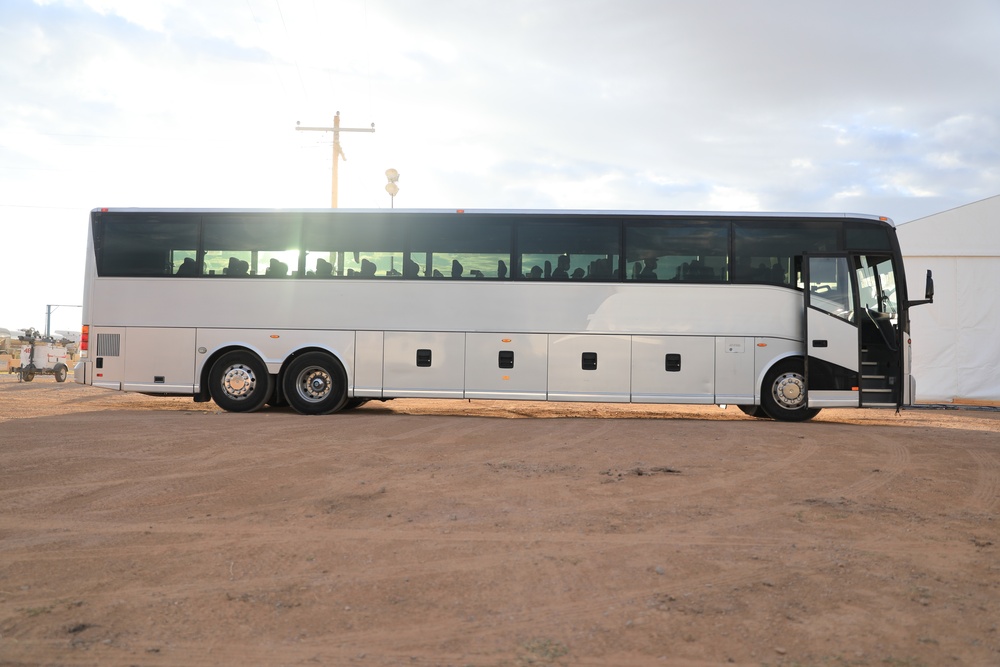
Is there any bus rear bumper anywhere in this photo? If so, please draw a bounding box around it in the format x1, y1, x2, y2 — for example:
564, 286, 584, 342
74, 360, 89, 385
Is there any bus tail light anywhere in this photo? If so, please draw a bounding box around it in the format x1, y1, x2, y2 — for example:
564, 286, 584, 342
80, 325, 89, 352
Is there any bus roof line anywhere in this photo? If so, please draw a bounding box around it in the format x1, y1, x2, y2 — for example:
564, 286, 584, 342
90, 207, 893, 226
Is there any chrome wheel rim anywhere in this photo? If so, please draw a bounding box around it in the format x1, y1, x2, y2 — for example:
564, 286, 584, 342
294, 366, 332, 403
772, 372, 806, 410
221, 364, 257, 400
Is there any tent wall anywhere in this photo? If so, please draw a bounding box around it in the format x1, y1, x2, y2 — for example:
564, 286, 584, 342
905, 255, 1000, 402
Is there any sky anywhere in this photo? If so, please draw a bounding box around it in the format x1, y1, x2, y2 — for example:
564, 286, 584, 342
1, 0, 998, 334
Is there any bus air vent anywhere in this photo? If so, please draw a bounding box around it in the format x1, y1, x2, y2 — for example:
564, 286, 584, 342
96, 333, 121, 357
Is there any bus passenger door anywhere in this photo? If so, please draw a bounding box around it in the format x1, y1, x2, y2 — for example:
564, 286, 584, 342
802, 255, 860, 408
853, 254, 902, 408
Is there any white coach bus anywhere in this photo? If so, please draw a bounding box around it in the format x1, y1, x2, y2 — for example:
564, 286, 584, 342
74, 208, 932, 421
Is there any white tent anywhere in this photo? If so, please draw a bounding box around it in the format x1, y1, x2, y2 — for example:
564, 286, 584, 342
896, 195, 1000, 403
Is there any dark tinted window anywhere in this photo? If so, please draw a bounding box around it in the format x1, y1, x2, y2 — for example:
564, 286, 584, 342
303, 213, 403, 277
517, 218, 619, 280
98, 214, 200, 277
625, 220, 729, 282
845, 222, 892, 250
409, 216, 512, 279
733, 221, 841, 286
203, 215, 301, 277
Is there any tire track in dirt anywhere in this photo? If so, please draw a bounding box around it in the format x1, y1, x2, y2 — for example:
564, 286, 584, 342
965, 447, 1000, 512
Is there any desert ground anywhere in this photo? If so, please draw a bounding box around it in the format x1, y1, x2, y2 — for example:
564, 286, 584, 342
0, 374, 998, 667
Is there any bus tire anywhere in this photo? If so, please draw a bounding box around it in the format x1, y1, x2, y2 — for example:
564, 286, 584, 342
53, 364, 68, 383
760, 359, 821, 422
282, 352, 349, 415
209, 350, 273, 413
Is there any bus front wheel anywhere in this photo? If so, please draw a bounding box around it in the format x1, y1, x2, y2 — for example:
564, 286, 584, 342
209, 351, 273, 413
282, 352, 349, 415
760, 359, 821, 422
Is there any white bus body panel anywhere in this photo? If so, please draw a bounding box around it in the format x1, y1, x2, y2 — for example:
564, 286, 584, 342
85, 280, 803, 339
354, 331, 384, 398
715, 337, 756, 405
90, 326, 125, 390
805, 308, 860, 409
631, 336, 714, 404
753, 337, 802, 405
806, 309, 859, 373
383, 332, 465, 398
548, 334, 631, 403
465, 333, 547, 400
123, 327, 196, 393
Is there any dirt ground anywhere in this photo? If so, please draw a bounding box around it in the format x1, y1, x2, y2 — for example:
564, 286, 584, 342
0, 375, 998, 667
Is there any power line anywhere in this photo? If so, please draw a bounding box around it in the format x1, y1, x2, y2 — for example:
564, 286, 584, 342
275, 0, 308, 100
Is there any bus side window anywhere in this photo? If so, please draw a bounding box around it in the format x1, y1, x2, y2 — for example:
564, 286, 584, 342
734, 221, 839, 286
409, 216, 512, 280
99, 214, 199, 277
518, 218, 619, 281
624, 219, 728, 283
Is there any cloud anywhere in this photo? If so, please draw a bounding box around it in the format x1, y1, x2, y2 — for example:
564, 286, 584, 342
2, 0, 999, 327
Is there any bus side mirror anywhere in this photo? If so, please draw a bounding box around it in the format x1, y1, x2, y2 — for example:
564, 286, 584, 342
910, 269, 934, 307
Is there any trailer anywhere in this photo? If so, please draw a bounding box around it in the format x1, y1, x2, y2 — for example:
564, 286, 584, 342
9, 328, 70, 382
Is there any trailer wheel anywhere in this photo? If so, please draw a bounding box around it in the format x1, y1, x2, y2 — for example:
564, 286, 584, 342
53, 364, 68, 383
23, 364, 36, 382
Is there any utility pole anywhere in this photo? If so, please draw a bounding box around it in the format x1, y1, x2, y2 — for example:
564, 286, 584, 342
44, 304, 81, 338
296, 112, 375, 208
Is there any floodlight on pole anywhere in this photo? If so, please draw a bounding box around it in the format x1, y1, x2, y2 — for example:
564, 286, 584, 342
385, 168, 400, 208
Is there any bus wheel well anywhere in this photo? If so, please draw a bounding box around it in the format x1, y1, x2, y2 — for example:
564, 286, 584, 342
280, 349, 349, 415
198, 346, 268, 403
205, 348, 273, 413
279, 347, 348, 378
760, 356, 821, 422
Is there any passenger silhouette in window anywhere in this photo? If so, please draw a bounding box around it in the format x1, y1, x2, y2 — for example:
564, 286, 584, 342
315, 258, 333, 278
360, 259, 377, 277
551, 255, 570, 280
451, 259, 463, 278
497, 259, 508, 279
226, 257, 249, 276
266, 258, 288, 277
175, 257, 197, 276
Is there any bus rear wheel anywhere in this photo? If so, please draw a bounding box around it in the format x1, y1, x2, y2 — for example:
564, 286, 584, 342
282, 352, 349, 415
760, 359, 821, 422
209, 350, 273, 413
